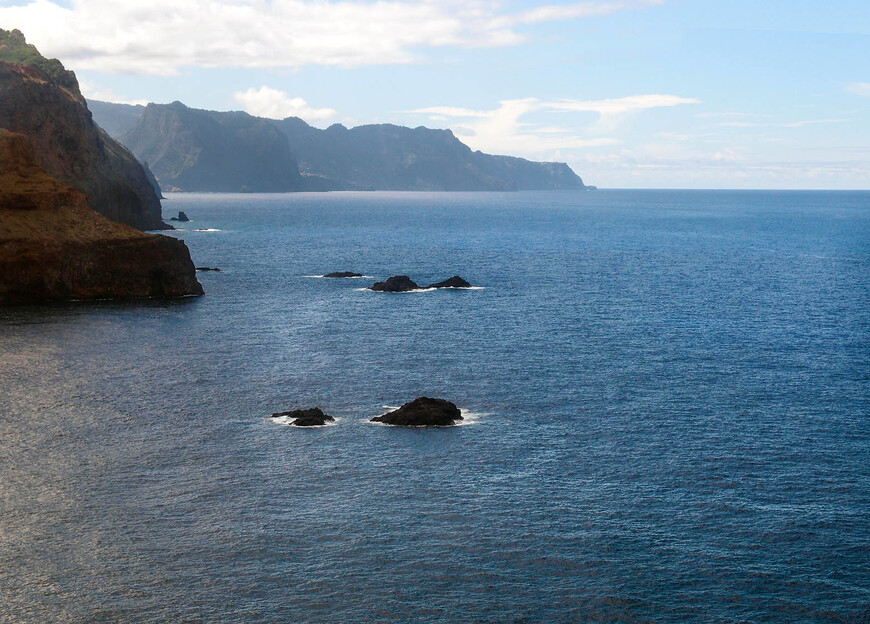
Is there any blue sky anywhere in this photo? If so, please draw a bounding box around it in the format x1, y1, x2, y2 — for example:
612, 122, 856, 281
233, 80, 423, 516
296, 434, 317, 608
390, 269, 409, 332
1, 0, 868, 189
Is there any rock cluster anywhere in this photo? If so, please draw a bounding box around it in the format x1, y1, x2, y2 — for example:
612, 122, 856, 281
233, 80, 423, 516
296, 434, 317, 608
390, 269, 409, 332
370, 275, 473, 292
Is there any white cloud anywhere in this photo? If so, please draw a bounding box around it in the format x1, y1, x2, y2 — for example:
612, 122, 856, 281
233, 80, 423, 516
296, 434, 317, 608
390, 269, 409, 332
572, 146, 870, 189
547, 94, 701, 133
78, 79, 148, 106
408, 94, 697, 157
547, 94, 700, 116
0, 0, 663, 74
845, 82, 870, 98
488, 0, 663, 27
695, 112, 773, 119
716, 118, 849, 128
233, 86, 336, 122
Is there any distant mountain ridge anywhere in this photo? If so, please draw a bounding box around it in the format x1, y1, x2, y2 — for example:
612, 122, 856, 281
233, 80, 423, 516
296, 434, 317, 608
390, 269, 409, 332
122, 102, 304, 192
90, 99, 587, 192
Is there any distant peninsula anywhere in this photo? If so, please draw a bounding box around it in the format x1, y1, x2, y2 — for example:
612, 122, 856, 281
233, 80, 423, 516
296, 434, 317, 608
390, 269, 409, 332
90, 100, 589, 193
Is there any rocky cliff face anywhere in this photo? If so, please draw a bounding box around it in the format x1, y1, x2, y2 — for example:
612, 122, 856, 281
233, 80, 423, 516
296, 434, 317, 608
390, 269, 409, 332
0, 129, 202, 303
122, 101, 304, 192
279, 119, 587, 191
92, 99, 588, 192
0, 30, 166, 230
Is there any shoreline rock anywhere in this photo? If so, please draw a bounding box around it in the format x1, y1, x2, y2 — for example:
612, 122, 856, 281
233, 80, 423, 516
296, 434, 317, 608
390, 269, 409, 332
272, 407, 335, 427
324, 271, 364, 278
370, 275, 421, 292
371, 397, 463, 427
370, 275, 473, 292
427, 276, 472, 289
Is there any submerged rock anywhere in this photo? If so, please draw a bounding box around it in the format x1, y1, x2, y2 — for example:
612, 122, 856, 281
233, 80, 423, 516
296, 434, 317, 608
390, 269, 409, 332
370, 275, 421, 292
324, 271, 364, 278
427, 276, 472, 289
169, 211, 190, 222
272, 407, 335, 427
371, 397, 463, 427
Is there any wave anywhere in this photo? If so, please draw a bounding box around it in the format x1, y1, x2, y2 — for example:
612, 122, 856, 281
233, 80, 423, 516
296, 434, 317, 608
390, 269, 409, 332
456, 409, 489, 426
270, 416, 340, 428
366, 406, 485, 427
357, 286, 484, 293
357, 287, 437, 293
438, 286, 485, 290
195, 228, 222, 232
303, 275, 373, 279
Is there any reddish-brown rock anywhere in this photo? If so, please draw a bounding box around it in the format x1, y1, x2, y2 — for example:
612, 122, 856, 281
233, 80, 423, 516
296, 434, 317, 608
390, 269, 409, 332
0, 30, 166, 230
0, 129, 202, 303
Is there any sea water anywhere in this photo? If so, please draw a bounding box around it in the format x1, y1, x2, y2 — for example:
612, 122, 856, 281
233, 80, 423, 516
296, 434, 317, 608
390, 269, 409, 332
1, 190, 868, 623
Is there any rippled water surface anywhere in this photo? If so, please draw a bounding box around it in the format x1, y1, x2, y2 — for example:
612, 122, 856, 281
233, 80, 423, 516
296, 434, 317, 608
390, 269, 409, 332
1, 190, 868, 623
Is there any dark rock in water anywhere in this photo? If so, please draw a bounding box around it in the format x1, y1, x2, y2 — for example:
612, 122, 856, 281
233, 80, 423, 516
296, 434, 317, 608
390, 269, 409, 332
272, 407, 334, 427
370, 275, 421, 292
371, 397, 462, 427
324, 271, 364, 278
169, 211, 190, 222
427, 275, 472, 289
196, 267, 221, 272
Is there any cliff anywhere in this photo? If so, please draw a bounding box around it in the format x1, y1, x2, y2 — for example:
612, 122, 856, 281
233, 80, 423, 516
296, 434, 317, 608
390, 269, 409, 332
0, 129, 203, 303
0, 29, 166, 230
278, 119, 587, 191
87, 99, 145, 138
121, 101, 304, 192
92, 100, 587, 192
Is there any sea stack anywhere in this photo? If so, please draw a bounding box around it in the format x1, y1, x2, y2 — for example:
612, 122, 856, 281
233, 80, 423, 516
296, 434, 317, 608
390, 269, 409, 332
371, 397, 463, 427
272, 407, 335, 427
324, 271, 365, 278
427, 276, 472, 289
370, 275, 421, 292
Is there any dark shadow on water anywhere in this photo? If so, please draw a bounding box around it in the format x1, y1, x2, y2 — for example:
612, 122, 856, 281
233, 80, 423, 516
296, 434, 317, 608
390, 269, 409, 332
0, 295, 201, 325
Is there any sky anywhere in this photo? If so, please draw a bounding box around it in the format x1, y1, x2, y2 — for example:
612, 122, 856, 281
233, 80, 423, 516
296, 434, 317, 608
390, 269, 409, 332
1, 0, 868, 189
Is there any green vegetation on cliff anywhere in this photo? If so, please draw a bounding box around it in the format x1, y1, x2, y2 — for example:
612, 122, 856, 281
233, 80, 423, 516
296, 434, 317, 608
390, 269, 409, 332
0, 29, 80, 100
0, 29, 166, 230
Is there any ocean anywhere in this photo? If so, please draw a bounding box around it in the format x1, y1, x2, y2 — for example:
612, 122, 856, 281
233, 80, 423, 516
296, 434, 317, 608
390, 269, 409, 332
1, 190, 868, 623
